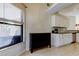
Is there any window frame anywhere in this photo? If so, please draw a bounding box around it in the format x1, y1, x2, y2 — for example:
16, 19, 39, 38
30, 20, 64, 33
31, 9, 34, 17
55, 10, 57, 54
0, 3, 23, 49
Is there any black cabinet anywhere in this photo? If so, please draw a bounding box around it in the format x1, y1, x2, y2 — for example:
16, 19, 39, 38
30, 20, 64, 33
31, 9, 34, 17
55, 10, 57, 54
30, 33, 51, 53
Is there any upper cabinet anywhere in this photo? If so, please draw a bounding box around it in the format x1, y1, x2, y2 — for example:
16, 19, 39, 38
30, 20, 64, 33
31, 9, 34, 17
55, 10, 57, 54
59, 4, 79, 30
50, 3, 79, 30
51, 13, 69, 27
4, 4, 22, 22
67, 16, 76, 30
51, 14, 78, 30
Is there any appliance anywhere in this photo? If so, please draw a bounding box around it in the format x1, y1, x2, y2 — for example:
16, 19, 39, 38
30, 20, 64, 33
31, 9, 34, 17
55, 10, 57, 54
54, 29, 58, 33
52, 27, 67, 33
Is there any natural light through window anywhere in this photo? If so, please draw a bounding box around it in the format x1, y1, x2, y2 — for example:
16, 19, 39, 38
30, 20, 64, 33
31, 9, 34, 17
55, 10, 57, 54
0, 3, 23, 49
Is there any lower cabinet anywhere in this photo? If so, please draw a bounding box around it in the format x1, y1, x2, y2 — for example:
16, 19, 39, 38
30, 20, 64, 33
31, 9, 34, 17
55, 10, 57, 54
51, 33, 73, 47
63, 34, 72, 45
76, 33, 79, 42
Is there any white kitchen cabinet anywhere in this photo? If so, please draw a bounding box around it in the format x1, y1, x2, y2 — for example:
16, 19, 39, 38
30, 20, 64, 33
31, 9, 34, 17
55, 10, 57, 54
76, 33, 79, 42
51, 14, 69, 27
67, 16, 76, 30
51, 34, 60, 47
51, 33, 72, 47
63, 34, 72, 45
51, 15, 62, 27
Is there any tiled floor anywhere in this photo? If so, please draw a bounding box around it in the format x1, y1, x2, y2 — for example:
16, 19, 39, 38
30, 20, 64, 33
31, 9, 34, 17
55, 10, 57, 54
21, 43, 79, 56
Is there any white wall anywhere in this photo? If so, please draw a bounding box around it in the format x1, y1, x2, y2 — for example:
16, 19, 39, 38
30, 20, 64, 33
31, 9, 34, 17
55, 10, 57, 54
0, 4, 26, 56
26, 3, 51, 33
26, 3, 51, 50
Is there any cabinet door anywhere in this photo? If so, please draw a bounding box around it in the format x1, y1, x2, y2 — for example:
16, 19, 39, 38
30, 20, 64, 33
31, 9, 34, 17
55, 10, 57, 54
55, 16, 61, 26
67, 16, 76, 30
0, 3, 4, 18
51, 34, 60, 47
63, 34, 72, 45
4, 3, 22, 21
62, 34, 67, 44
51, 16, 55, 26
53, 34, 63, 47
55, 14, 68, 27
51, 15, 63, 27
59, 34, 64, 46
76, 33, 79, 42
51, 34, 57, 46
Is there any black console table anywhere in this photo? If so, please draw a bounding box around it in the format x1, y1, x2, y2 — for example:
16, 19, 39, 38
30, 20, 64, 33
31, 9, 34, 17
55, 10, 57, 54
30, 33, 51, 53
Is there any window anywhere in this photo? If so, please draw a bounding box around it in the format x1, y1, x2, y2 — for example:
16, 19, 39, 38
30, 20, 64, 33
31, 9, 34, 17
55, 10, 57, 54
0, 3, 23, 49
0, 23, 23, 49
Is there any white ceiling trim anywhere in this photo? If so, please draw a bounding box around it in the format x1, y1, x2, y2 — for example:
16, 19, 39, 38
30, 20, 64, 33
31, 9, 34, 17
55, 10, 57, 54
48, 3, 73, 14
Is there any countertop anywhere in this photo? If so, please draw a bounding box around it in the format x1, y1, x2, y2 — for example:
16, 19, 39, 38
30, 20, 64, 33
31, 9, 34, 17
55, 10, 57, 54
52, 32, 72, 34
52, 30, 79, 34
